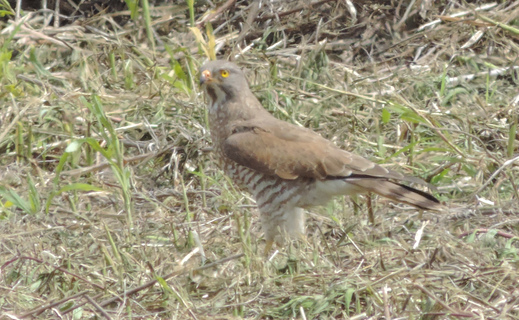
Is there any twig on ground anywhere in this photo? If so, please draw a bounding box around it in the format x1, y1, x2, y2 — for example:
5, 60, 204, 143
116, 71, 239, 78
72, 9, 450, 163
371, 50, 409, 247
474, 155, 519, 196
458, 228, 516, 239
256, 0, 337, 22
17, 291, 98, 319
196, 0, 237, 28
84, 295, 113, 320
60, 253, 245, 316
414, 284, 475, 317
1, 256, 106, 290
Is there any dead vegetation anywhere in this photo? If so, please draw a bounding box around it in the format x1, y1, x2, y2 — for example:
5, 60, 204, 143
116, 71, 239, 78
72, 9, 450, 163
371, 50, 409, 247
0, 0, 518, 319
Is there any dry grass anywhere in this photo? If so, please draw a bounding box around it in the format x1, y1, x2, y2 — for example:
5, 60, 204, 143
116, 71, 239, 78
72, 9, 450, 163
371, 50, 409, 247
1, 0, 519, 319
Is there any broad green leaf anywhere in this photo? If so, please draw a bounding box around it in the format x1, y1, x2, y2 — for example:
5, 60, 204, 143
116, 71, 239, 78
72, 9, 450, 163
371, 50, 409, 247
381, 108, 391, 123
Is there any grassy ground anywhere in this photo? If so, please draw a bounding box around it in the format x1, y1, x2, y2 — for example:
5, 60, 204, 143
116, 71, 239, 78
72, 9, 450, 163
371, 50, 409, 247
1, 0, 518, 319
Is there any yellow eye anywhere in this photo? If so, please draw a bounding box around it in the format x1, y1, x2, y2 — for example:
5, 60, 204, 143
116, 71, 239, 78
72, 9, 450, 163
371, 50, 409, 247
220, 69, 229, 78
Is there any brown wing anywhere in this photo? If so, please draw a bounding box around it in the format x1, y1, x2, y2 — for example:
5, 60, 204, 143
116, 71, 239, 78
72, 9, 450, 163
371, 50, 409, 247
223, 117, 397, 180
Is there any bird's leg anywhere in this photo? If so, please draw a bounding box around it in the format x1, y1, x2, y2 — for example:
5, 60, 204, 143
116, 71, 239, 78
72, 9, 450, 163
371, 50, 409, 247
262, 208, 305, 256
367, 194, 374, 224
264, 239, 274, 256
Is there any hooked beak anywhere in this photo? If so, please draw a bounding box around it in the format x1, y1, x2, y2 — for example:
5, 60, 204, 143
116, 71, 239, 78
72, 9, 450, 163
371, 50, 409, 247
199, 69, 212, 85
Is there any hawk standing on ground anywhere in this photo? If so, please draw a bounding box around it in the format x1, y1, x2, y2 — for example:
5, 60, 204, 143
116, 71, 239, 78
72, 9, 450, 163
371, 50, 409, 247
199, 60, 444, 252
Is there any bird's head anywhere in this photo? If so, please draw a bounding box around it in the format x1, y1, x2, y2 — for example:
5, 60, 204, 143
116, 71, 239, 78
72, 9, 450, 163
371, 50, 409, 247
199, 60, 248, 104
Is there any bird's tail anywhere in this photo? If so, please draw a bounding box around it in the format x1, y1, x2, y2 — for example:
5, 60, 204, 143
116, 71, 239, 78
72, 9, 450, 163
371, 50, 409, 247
347, 179, 445, 212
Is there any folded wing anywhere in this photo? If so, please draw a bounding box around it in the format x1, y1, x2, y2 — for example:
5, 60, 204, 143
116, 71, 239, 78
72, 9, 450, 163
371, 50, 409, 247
222, 117, 444, 211
224, 117, 395, 180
